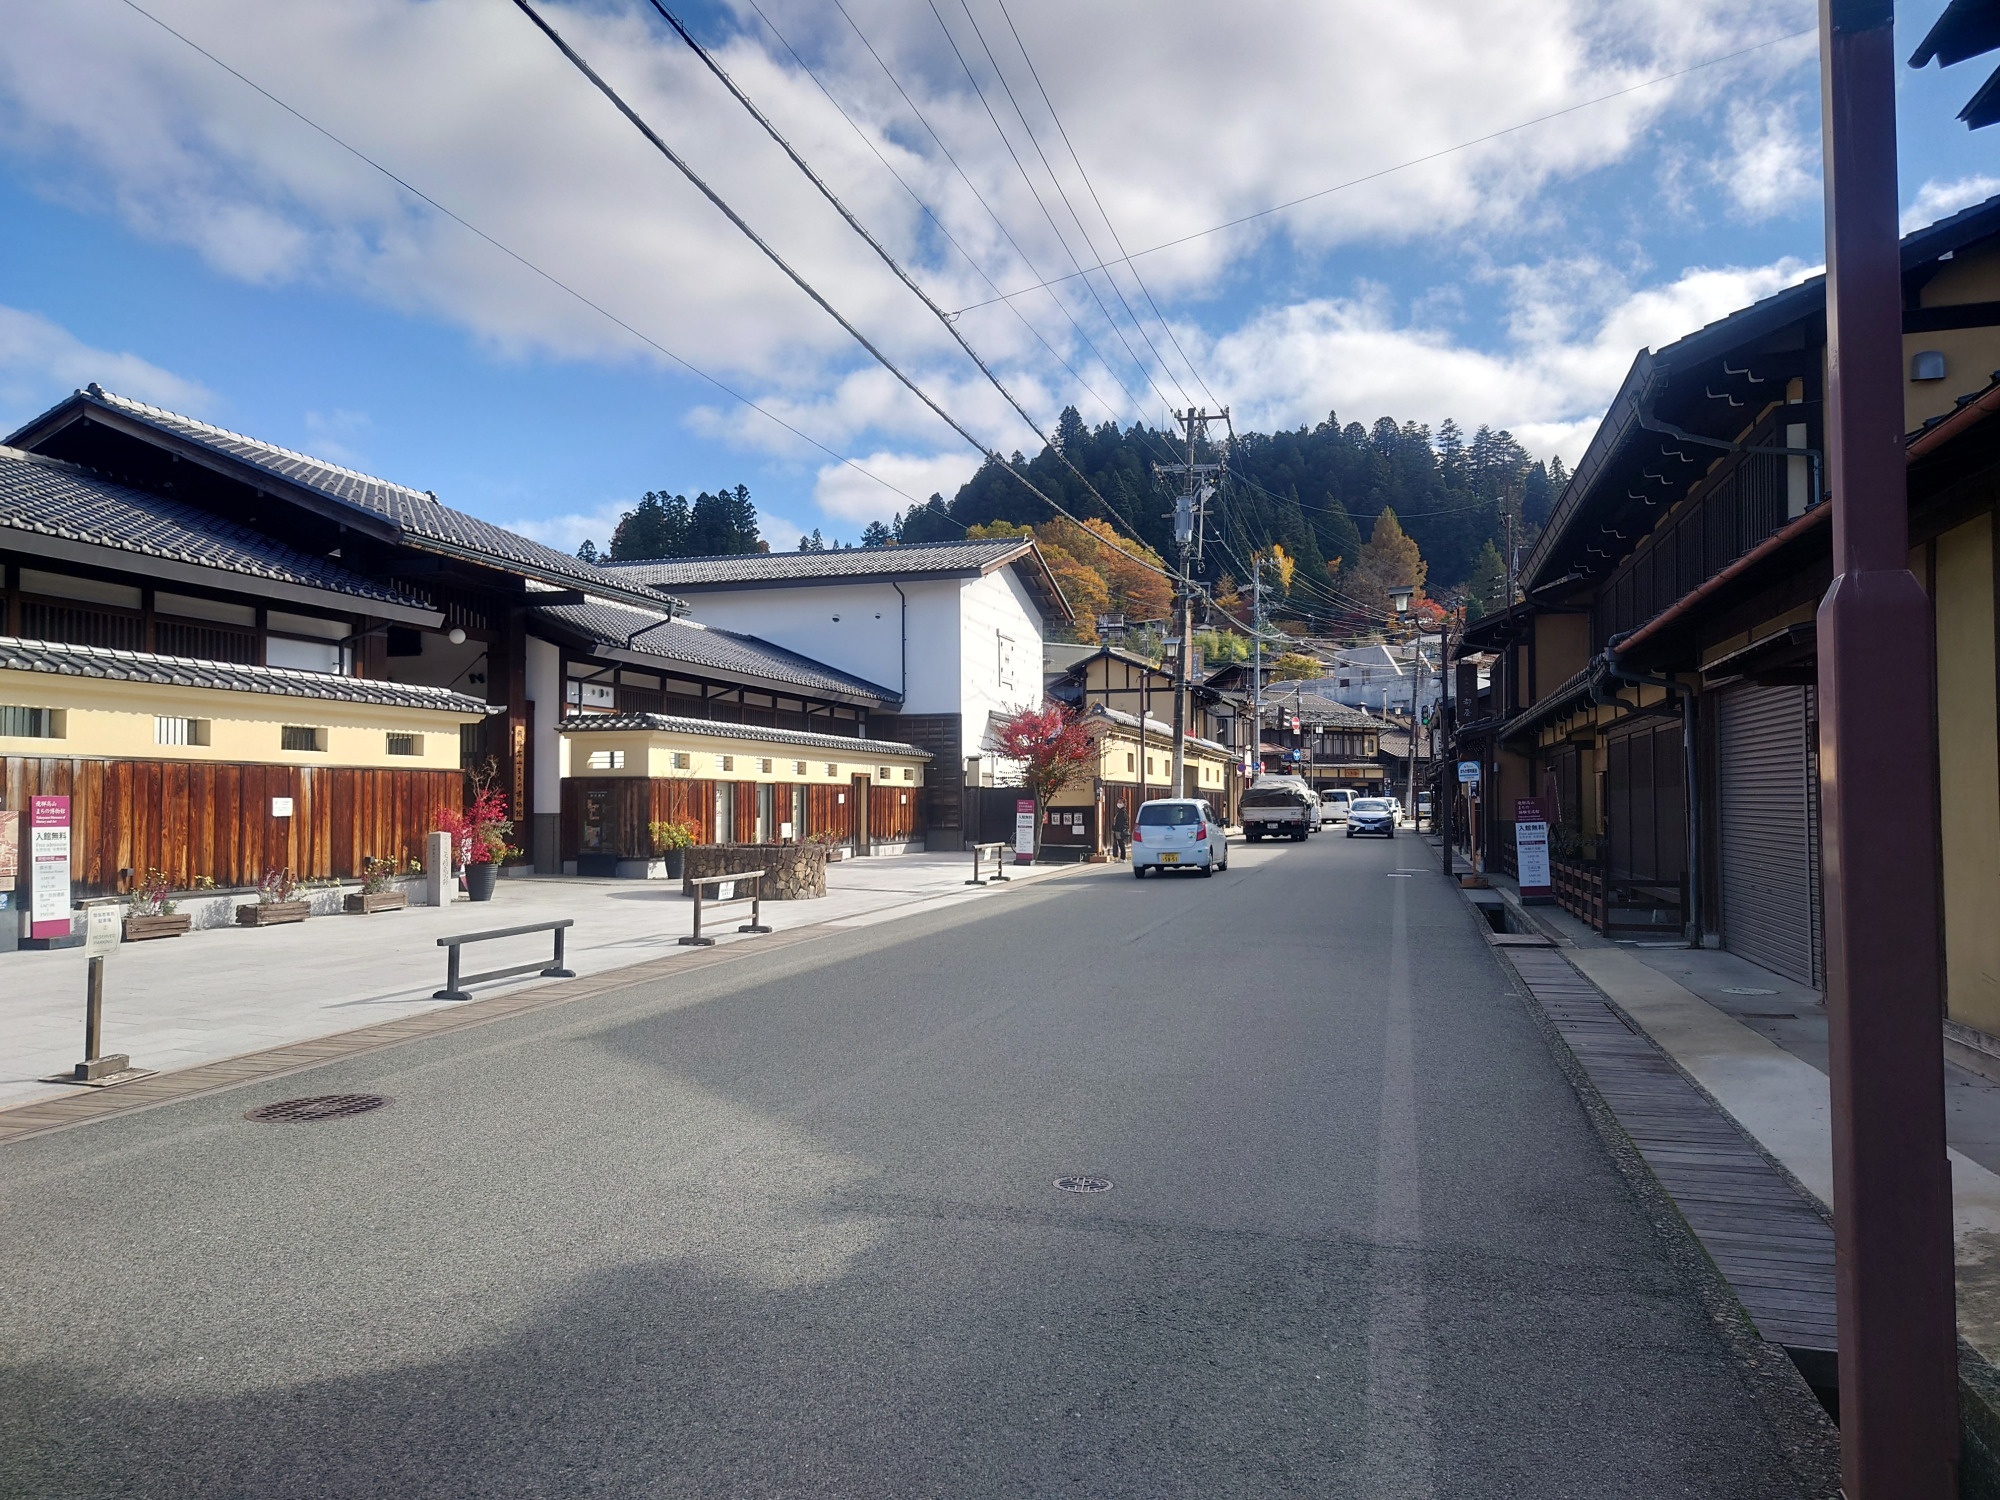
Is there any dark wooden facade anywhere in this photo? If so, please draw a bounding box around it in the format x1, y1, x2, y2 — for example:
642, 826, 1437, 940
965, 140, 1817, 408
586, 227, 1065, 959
1, 756, 460, 896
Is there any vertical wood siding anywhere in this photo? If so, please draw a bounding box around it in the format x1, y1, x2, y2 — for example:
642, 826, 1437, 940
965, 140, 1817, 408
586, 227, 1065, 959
1, 756, 461, 895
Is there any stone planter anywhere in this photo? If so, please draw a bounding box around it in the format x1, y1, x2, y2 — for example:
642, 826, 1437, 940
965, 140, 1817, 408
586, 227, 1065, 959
237, 901, 310, 927
123, 913, 191, 941
466, 862, 500, 902
344, 890, 408, 915
682, 843, 828, 900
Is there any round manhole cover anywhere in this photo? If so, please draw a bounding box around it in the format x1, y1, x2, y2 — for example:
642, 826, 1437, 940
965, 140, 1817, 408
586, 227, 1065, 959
1054, 1176, 1113, 1194
245, 1094, 390, 1123
1721, 986, 1778, 996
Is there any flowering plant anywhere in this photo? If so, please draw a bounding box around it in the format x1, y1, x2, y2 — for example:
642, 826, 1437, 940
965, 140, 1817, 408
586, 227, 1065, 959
436, 786, 513, 865
258, 868, 300, 905
649, 819, 699, 853
361, 855, 419, 894
129, 868, 176, 917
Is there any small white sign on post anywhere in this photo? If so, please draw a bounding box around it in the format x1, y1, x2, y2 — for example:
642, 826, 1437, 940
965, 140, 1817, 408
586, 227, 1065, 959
715, 880, 735, 902
271, 797, 294, 818
83, 904, 120, 959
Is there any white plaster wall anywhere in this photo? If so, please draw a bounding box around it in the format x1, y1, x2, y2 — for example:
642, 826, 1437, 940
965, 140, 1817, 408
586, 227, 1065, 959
526, 634, 562, 812
957, 567, 1044, 760
673, 584, 906, 698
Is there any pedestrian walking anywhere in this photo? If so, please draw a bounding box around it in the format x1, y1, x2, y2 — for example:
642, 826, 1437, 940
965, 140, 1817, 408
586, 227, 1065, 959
1111, 802, 1130, 859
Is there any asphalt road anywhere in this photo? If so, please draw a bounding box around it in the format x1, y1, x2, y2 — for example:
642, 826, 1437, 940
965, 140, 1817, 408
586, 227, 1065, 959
0, 832, 1832, 1497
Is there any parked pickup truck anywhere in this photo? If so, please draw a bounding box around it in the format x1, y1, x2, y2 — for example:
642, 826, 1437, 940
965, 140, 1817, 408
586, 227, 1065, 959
1242, 782, 1313, 841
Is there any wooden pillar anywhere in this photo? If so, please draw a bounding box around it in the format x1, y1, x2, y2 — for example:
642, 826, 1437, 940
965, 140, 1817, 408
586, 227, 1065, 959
499, 609, 529, 822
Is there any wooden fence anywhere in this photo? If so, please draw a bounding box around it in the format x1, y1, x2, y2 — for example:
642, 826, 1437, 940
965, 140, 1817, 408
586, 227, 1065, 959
1, 756, 461, 896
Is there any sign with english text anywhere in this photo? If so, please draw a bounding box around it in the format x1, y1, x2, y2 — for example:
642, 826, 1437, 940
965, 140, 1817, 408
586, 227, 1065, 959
30, 795, 70, 940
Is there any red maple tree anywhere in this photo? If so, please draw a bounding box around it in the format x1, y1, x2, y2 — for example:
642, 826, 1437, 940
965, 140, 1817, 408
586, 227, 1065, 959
994, 702, 1097, 855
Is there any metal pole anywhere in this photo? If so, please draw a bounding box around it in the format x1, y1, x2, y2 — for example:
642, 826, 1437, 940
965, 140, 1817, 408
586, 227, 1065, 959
1439, 619, 1454, 876
1251, 560, 1265, 780
83, 955, 103, 1062
1818, 1, 1958, 1491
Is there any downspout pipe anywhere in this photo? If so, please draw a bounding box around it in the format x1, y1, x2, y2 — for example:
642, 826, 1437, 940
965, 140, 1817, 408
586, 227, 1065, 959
1601, 631, 1702, 948
890, 582, 907, 702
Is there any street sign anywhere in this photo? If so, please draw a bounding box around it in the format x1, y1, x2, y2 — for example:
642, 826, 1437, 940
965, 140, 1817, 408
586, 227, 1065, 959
83, 904, 120, 959
1457, 761, 1481, 784
1014, 797, 1035, 863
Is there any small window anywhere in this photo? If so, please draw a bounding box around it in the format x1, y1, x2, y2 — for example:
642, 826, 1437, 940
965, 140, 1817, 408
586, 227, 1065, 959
825, 762, 838, 777
0, 705, 61, 738
281, 726, 325, 752
1126, 753, 1134, 771
794, 760, 807, 776
672, 751, 691, 770
718, 754, 734, 773
759, 758, 773, 774
386, 733, 422, 757
587, 749, 626, 770
902, 767, 914, 782
879, 766, 892, 780
154, 717, 210, 747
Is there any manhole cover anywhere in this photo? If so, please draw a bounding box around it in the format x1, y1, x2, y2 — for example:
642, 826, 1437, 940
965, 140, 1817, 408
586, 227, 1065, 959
1721, 986, 1778, 996
245, 1094, 389, 1123
1054, 1175, 1113, 1194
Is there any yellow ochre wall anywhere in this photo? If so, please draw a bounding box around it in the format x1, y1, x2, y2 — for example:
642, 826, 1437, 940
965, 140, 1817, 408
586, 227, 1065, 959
0, 669, 477, 770
1934, 514, 2000, 1034
558, 726, 926, 786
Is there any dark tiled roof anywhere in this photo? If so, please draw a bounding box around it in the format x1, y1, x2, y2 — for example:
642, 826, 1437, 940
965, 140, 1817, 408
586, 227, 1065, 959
1084, 703, 1229, 756
601, 538, 1032, 587
0, 636, 492, 714
558, 712, 929, 759
0, 446, 428, 608
534, 599, 899, 704
1258, 692, 1385, 728
54, 390, 676, 611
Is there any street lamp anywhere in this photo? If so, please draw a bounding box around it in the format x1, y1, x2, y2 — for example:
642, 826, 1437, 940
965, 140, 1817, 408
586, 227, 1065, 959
1389, 585, 1414, 616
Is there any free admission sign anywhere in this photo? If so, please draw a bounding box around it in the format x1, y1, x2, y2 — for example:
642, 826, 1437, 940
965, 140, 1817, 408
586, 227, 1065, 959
1515, 797, 1552, 902
30, 795, 71, 939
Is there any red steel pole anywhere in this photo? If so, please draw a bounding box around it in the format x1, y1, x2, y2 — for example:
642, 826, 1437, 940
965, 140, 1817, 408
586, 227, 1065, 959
1817, 1, 1958, 1492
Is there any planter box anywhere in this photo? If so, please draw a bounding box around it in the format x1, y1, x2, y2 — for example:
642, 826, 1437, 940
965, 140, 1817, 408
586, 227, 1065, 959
343, 890, 408, 915
123, 913, 191, 941
237, 901, 310, 927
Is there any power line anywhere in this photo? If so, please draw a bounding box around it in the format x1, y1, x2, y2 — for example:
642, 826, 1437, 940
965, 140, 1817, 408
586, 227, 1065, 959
949, 26, 1819, 316
104, 0, 933, 515
640, 0, 1169, 565
511, 0, 1184, 587
828, 0, 1180, 442
988, 0, 1220, 410
923, 0, 1184, 418
737, 0, 1134, 434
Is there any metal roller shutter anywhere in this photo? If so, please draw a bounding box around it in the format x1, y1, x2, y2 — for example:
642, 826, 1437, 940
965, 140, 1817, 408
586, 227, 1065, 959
1716, 684, 1820, 986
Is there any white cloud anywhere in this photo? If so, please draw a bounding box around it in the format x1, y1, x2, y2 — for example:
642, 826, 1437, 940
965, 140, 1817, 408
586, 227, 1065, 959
1200, 254, 1818, 462
302, 407, 372, 468
813, 449, 979, 524
1903, 173, 2000, 233
0, 304, 214, 428
0, 0, 1814, 473
1712, 99, 1818, 219
505, 499, 630, 555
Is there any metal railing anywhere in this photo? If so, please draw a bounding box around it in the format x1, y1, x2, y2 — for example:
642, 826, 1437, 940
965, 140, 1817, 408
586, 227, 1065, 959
965, 843, 1014, 886
681, 870, 770, 947
434, 919, 576, 1001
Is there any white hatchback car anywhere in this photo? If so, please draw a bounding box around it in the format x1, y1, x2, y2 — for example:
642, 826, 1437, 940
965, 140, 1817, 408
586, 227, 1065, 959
1132, 797, 1226, 877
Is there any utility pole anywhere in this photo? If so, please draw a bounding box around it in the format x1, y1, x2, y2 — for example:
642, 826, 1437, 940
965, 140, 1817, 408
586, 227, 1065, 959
1817, 2, 1957, 1492
1161, 408, 1225, 796
1250, 556, 1266, 782
1405, 639, 1424, 818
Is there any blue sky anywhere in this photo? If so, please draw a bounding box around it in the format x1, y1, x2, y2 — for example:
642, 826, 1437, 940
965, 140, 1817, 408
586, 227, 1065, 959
0, 1, 1994, 559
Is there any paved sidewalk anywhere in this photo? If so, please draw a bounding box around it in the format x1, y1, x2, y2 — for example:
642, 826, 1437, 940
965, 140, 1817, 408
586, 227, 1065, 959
1451, 842, 2000, 1365
1, 853, 1075, 1114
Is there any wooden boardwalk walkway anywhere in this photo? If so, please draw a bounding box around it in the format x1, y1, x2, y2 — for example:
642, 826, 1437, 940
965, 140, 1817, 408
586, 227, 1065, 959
1504, 946, 1839, 1371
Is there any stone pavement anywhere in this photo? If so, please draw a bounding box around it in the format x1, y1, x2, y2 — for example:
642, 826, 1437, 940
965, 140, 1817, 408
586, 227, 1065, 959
0, 852, 1072, 1115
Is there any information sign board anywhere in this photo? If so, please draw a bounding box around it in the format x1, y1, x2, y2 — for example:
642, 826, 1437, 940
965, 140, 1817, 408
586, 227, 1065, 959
30, 795, 70, 939
1514, 797, 1552, 901
84, 903, 120, 959
0, 807, 19, 887
1457, 760, 1481, 784
1014, 798, 1036, 863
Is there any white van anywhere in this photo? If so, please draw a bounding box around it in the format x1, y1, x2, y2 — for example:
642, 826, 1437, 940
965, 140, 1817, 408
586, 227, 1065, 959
1320, 789, 1355, 825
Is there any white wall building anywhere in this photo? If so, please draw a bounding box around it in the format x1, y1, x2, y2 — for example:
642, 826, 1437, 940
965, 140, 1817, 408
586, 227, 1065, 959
1314, 639, 1444, 718
603, 539, 1070, 848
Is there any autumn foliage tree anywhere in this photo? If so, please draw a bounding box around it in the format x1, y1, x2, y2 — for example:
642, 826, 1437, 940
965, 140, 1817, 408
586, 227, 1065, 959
994, 702, 1098, 856
1351, 507, 1428, 619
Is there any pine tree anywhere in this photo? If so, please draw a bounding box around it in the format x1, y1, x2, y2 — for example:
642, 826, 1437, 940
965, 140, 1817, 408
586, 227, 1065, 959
1319, 493, 1362, 576
686, 486, 761, 555
797, 528, 826, 553
1466, 539, 1507, 619
1352, 507, 1428, 618
608, 491, 691, 560
859, 520, 894, 547
897, 493, 955, 543
576, 539, 600, 563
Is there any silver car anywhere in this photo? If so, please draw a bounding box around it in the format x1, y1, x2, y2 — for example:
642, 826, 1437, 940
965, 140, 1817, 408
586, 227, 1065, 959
1345, 797, 1396, 839
1132, 798, 1226, 876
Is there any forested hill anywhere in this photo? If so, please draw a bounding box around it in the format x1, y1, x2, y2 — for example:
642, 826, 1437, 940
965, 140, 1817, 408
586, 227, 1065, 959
896, 407, 1564, 595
